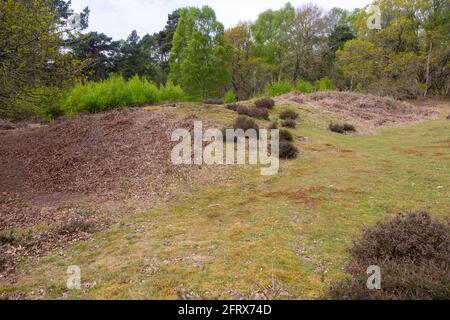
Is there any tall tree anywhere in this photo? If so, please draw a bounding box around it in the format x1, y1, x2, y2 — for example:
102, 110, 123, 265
68, 32, 119, 81
225, 23, 265, 99
251, 3, 296, 82
0, 0, 87, 117
169, 6, 232, 99
114, 30, 155, 80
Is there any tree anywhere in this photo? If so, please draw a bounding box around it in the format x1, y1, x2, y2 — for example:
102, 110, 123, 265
252, 3, 330, 82
0, 0, 87, 117
290, 4, 329, 81
251, 3, 296, 82
335, 0, 449, 98
150, 9, 181, 84
114, 30, 155, 80
224, 23, 265, 100
169, 6, 232, 99
68, 32, 119, 81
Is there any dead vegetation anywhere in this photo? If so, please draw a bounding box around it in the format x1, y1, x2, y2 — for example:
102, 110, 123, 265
0, 107, 226, 279
276, 91, 439, 128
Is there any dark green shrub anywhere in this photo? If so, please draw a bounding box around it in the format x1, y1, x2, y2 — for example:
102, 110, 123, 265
329, 210, 450, 300
329, 123, 345, 134
279, 141, 299, 159
343, 124, 356, 132
282, 119, 297, 129
203, 98, 224, 105
255, 97, 275, 109
279, 109, 299, 120
279, 129, 294, 142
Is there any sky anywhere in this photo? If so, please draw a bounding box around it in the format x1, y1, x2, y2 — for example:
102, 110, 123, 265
71, 0, 373, 40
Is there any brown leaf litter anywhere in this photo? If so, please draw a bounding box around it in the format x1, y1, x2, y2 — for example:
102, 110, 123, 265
0, 107, 230, 280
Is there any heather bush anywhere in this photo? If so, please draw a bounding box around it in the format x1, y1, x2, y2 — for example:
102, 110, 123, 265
203, 98, 224, 105
329, 210, 450, 300
237, 105, 250, 115
329, 122, 356, 134
226, 103, 239, 112
279, 129, 294, 142
248, 107, 270, 120
282, 119, 297, 129
279, 109, 299, 120
269, 121, 278, 130
279, 141, 299, 159
56, 218, 96, 236
233, 115, 259, 132
255, 97, 275, 109
343, 123, 356, 132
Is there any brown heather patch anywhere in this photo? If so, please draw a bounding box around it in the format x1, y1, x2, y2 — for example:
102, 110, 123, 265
276, 91, 439, 128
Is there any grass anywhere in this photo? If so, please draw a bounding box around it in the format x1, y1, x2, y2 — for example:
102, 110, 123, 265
1, 101, 449, 299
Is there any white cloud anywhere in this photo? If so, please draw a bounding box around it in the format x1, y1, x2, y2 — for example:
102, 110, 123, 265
71, 0, 373, 40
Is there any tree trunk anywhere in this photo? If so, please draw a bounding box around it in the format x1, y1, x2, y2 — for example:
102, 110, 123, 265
424, 41, 432, 97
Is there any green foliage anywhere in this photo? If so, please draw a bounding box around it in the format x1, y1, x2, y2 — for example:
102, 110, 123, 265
296, 80, 315, 93
315, 77, 334, 91
63, 75, 185, 114
224, 90, 237, 103
0, 0, 84, 118
335, 0, 450, 98
225, 23, 265, 100
266, 81, 294, 97
169, 6, 232, 99
160, 82, 186, 102
1, 86, 66, 122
